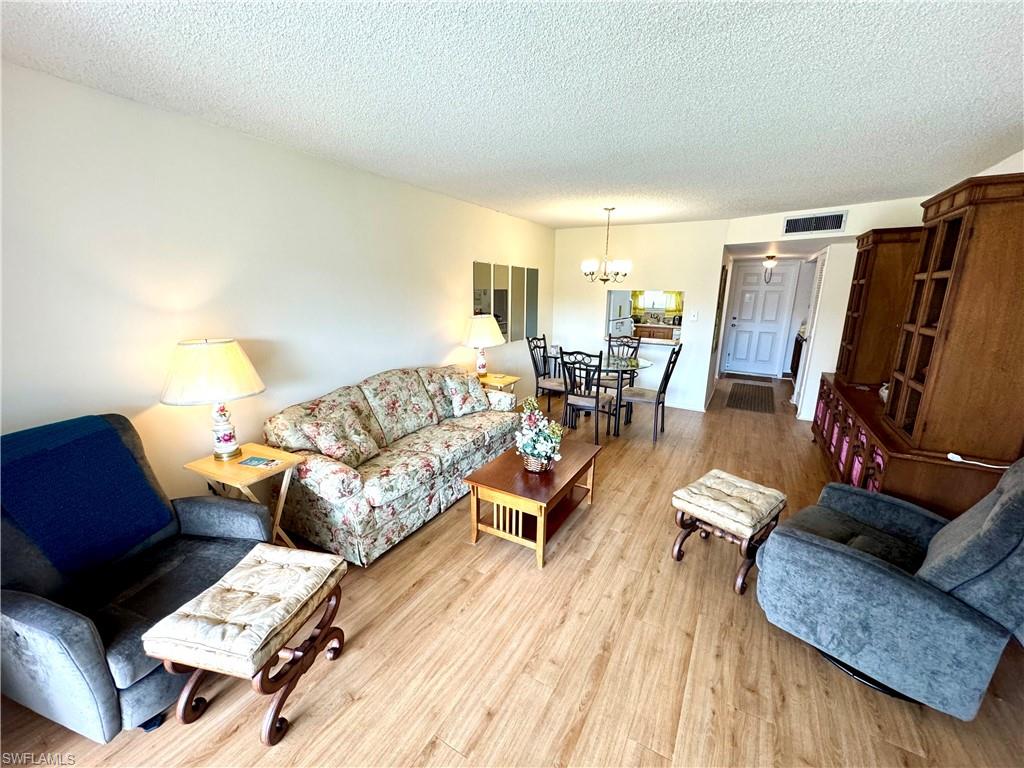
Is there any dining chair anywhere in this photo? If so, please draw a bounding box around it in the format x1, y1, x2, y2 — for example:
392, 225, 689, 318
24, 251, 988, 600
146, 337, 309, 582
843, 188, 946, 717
602, 334, 641, 417
528, 335, 564, 411
621, 343, 682, 445
561, 350, 616, 445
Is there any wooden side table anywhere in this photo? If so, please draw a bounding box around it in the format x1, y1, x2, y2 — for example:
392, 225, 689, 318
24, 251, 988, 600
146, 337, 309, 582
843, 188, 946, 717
184, 443, 304, 548
478, 372, 521, 393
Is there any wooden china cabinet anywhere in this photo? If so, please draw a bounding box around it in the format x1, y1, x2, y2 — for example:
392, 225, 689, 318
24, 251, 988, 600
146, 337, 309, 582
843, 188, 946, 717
813, 174, 1024, 518
836, 228, 922, 385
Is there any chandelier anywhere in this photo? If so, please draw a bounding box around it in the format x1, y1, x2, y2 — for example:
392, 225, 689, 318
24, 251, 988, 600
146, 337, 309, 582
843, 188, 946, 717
581, 207, 632, 283
762, 254, 778, 284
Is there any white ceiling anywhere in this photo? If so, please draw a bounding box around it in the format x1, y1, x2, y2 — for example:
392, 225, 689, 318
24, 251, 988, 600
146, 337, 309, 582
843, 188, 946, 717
3, 2, 1022, 228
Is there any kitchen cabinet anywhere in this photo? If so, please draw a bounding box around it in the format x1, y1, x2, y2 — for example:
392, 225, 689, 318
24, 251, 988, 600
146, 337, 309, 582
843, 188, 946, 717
634, 324, 676, 340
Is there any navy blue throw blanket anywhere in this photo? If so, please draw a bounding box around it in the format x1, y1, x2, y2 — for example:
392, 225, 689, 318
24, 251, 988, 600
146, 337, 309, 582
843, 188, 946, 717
1, 416, 173, 575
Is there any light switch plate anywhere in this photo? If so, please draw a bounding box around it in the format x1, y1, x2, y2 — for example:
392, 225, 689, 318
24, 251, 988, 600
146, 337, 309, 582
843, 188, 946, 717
689, 310, 699, 323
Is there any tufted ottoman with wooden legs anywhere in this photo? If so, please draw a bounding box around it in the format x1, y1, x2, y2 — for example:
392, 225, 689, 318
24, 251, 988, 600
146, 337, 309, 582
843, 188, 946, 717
142, 543, 347, 746
670, 469, 786, 595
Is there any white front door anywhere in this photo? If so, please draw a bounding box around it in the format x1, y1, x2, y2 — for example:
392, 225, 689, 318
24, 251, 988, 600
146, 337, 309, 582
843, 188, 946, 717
722, 261, 799, 377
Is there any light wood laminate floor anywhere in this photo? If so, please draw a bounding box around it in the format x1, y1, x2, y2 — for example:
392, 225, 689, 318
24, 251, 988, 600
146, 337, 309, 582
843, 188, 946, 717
3, 379, 1021, 767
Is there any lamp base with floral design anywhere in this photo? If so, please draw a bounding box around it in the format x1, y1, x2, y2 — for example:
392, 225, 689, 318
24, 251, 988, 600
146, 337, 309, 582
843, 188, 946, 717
211, 402, 241, 461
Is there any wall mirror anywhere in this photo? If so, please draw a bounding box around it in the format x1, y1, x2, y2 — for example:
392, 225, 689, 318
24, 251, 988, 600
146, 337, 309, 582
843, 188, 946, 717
605, 289, 684, 342
473, 261, 492, 316
493, 264, 510, 339
473, 262, 539, 342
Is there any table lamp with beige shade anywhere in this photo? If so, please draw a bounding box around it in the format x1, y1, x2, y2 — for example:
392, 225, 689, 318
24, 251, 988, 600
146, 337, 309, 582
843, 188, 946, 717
161, 338, 265, 461
464, 314, 506, 375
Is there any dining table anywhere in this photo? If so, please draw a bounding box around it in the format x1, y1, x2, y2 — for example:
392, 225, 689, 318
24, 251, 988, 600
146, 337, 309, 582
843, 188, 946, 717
602, 355, 653, 436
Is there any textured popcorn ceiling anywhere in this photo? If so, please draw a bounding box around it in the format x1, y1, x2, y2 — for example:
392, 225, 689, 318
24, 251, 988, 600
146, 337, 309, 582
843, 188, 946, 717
3, 2, 1022, 227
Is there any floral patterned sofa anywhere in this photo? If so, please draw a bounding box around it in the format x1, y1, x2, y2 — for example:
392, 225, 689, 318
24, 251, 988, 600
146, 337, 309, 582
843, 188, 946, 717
263, 366, 517, 565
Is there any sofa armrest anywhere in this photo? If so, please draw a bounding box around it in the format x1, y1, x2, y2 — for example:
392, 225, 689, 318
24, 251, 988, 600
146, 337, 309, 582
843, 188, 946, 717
756, 527, 1009, 720
295, 453, 363, 503
486, 390, 517, 412
1, 590, 121, 743
173, 496, 272, 541
817, 483, 948, 549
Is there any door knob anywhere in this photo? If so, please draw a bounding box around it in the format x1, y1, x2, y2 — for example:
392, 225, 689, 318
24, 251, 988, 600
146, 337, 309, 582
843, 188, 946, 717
730, 323, 737, 327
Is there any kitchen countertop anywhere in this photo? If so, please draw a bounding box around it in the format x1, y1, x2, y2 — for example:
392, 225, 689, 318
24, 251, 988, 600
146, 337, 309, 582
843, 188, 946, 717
604, 335, 680, 347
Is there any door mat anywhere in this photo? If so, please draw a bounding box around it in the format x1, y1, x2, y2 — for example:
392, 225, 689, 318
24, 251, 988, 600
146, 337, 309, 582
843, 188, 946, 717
726, 383, 775, 413
722, 373, 775, 383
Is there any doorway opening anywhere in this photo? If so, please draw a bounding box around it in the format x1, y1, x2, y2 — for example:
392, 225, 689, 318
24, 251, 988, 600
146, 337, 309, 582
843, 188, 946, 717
720, 259, 800, 378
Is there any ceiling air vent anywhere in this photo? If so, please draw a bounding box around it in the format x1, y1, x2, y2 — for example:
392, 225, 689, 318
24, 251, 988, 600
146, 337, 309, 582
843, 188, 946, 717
783, 210, 848, 235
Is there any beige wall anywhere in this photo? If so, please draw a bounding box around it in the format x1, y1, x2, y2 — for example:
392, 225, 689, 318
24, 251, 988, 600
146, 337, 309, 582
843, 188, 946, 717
792, 243, 857, 420
551, 198, 930, 414
1, 63, 555, 496
552, 220, 731, 411
977, 149, 1023, 176
723, 197, 925, 245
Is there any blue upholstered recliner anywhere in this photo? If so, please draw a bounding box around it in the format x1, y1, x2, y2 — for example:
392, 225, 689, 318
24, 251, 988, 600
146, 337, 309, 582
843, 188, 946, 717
756, 458, 1023, 720
1, 415, 272, 743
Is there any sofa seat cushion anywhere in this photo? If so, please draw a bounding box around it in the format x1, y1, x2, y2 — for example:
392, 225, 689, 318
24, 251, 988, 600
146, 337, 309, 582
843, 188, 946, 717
785, 505, 927, 573
75, 536, 258, 689
445, 410, 519, 444
390, 423, 487, 469
357, 448, 444, 506
416, 365, 465, 420
142, 544, 347, 678
359, 369, 440, 444
671, 469, 786, 539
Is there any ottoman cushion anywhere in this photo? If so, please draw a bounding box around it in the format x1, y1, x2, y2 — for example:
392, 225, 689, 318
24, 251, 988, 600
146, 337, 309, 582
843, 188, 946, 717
672, 469, 786, 539
141, 544, 347, 678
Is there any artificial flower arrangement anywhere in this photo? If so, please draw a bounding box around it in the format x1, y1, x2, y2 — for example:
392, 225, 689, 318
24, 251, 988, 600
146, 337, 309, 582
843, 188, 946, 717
514, 397, 565, 472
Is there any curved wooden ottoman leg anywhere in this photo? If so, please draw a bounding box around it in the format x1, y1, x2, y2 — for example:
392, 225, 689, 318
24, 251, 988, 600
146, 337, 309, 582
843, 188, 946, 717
260, 677, 299, 746
165, 662, 212, 724
735, 511, 782, 596
671, 515, 698, 561
734, 556, 756, 595
251, 585, 345, 746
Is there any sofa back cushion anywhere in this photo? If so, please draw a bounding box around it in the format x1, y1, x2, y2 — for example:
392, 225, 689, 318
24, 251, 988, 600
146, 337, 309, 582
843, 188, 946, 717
300, 411, 380, 467
264, 385, 387, 451
917, 457, 1024, 639
359, 369, 439, 443
416, 365, 464, 420
445, 374, 490, 417
1, 415, 175, 596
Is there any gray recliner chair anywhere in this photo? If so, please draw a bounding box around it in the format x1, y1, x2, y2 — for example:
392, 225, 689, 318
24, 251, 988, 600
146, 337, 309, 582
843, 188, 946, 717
1, 414, 272, 743
756, 457, 1023, 720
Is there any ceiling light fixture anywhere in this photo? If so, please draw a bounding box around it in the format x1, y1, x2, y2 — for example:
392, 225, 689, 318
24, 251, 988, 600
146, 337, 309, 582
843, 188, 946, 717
762, 254, 778, 284
581, 207, 631, 283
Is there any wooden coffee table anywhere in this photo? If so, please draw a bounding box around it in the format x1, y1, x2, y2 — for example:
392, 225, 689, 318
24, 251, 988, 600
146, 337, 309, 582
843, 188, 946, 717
465, 442, 601, 568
